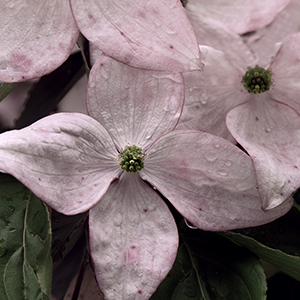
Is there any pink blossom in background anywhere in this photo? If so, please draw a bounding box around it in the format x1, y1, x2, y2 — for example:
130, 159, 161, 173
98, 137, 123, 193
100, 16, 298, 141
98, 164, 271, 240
70, 0, 202, 72
244, 0, 300, 65
177, 11, 300, 212
0, 0, 79, 82
0, 53, 293, 299
185, 0, 291, 34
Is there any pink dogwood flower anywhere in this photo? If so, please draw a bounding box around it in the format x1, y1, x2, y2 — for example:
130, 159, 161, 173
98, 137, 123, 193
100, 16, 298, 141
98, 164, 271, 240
0, 0, 79, 82
69, 0, 202, 72
0, 0, 202, 83
0, 54, 292, 299
185, 0, 291, 34
244, 0, 300, 64
177, 14, 300, 212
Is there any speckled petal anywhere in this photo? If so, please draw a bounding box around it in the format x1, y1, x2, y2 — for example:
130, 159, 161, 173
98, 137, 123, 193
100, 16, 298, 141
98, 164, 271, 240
186, 0, 290, 34
87, 53, 184, 150
0, 113, 121, 214
89, 172, 178, 300
70, 0, 202, 72
177, 46, 249, 143
0, 0, 79, 82
141, 130, 292, 230
226, 95, 300, 210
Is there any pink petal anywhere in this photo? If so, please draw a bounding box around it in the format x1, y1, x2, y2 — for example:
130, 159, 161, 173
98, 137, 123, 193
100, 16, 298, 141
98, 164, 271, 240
176, 46, 249, 143
89, 172, 178, 300
226, 95, 300, 210
0, 0, 79, 82
268, 33, 300, 113
87, 53, 184, 150
185, 13, 256, 68
70, 0, 202, 72
246, 0, 300, 65
0, 113, 121, 214
140, 130, 293, 231
186, 0, 291, 34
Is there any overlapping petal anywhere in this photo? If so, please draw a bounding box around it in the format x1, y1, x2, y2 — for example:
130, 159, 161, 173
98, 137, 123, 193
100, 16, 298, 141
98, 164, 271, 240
226, 96, 300, 210
186, 0, 291, 34
176, 46, 249, 142
245, 0, 300, 65
0, 113, 121, 214
268, 33, 300, 113
70, 0, 202, 72
87, 53, 184, 150
0, 0, 79, 82
89, 172, 178, 300
140, 130, 293, 231
185, 13, 256, 67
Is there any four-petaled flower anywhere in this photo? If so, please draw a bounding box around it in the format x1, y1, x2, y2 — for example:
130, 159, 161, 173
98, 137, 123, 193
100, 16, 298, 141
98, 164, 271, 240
177, 12, 300, 211
0, 54, 292, 299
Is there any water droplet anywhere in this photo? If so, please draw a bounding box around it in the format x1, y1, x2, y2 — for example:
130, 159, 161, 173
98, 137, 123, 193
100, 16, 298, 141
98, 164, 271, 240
89, 81, 95, 88
265, 128, 271, 133
9, 206, 15, 212
6, 198, 12, 203
113, 213, 123, 226
225, 160, 232, 166
214, 144, 220, 148
217, 169, 228, 177
204, 152, 218, 162
5, 220, 10, 227
8, 227, 16, 232
0, 248, 7, 257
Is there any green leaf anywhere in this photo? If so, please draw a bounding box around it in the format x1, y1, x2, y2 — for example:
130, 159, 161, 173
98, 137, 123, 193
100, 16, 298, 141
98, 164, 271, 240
0, 174, 52, 300
0, 83, 18, 102
151, 222, 267, 300
220, 231, 300, 282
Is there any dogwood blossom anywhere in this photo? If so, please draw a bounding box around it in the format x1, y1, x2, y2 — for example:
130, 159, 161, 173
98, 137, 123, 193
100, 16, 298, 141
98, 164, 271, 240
70, 0, 202, 72
0, 54, 292, 299
177, 14, 300, 212
0, 0, 202, 83
185, 0, 291, 34
244, 0, 300, 64
0, 0, 79, 82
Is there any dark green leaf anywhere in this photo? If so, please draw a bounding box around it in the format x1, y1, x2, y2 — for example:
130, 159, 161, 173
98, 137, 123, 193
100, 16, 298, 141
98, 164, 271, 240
0, 174, 51, 300
221, 230, 300, 282
231, 207, 300, 256
151, 222, 266, 300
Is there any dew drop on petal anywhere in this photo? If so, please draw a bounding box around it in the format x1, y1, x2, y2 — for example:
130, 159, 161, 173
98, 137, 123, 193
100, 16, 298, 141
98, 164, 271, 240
113, 212, 123, 227
204, 152, 218, 162
225, 160, 232, 166
217, 169, 228, 177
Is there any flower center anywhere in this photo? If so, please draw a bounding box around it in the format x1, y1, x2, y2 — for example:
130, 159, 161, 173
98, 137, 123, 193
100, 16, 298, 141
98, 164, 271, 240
243, 66, 272, 94
119, 145, 144, 172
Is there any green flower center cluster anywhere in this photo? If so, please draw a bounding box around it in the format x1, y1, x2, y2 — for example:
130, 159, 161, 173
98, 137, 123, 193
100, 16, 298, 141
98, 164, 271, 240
119, 145, 144, 172
243, 66, 272, 94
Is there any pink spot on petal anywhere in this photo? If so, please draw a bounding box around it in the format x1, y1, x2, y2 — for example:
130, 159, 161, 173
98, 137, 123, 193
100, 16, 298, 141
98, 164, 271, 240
138, 290, 142, 294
